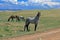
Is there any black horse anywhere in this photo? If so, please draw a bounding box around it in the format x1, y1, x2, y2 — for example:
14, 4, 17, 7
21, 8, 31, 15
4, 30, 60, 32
24, 12, 41, 31
8, 15, 20, 21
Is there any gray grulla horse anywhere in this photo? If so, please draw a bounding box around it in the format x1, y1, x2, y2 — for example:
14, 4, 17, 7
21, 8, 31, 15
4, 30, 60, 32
24, 12, 41, 31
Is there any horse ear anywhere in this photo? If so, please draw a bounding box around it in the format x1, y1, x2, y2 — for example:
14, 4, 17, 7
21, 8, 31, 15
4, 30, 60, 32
38, 12, 40, 15
37, 12, 41, 16
38, 12, 40, 13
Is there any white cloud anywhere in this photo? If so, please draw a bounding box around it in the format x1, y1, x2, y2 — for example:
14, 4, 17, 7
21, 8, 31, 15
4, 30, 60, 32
18, 1, 28, 6
28, 0, 52, 3
2, 0, 18, 4
42, 2, 60, 7
27, 0, 60, 7
9, 0, 18, 4
2, 0, 60, 7
2, 0, 8, 1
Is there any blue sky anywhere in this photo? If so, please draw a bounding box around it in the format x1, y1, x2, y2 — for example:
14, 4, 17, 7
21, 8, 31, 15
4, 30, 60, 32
0, 0, 60, 10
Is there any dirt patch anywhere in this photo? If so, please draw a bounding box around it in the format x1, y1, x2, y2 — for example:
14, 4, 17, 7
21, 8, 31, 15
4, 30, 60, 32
1, 28, 60, 40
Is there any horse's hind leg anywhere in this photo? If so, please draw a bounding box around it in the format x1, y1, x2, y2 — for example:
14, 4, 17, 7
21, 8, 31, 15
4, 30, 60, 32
24, 24, 29, 31
34, 24, 38, 31
27, 23, 30, 31
24, 22, 30, 31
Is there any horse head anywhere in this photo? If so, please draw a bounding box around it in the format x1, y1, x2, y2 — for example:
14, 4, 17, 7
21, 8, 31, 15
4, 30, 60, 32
36, 12, 41, 17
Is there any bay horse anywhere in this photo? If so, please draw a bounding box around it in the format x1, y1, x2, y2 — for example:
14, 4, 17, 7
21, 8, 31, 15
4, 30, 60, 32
24, 12, 41, 31
8, 15, 20, 21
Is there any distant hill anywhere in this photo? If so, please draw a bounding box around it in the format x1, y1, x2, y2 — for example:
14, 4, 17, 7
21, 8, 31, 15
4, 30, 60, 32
0, 9, 22, 11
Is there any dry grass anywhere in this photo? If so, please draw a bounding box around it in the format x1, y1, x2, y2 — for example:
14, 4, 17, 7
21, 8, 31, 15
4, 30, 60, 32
0, 9, 60, 38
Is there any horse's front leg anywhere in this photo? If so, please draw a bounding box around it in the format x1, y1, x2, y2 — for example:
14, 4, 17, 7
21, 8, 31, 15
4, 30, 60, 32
34, 23, 38, 31
16, 18, 20, 22
24, 24, 27, 31
15, 18, 17, 22
8, 17, 11, 21
11, 18, 14, 21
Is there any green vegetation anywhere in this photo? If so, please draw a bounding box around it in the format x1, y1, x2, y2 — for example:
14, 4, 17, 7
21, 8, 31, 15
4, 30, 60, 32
0, 9, 60, 38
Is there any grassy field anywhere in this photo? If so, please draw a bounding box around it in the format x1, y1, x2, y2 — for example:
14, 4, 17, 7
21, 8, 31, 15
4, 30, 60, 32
0, 9, 60, 38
